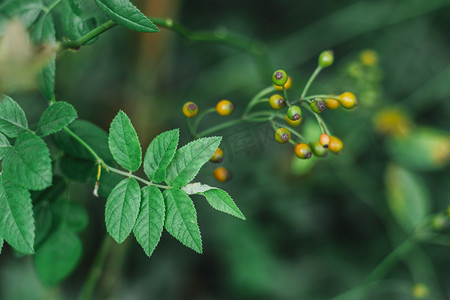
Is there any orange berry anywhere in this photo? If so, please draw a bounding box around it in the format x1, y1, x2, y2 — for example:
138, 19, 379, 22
213, 167, 231, 182
216, 100, 234, 116
294, 143, 312, 159
325, 98, 340, 110
319, 133, 330, 148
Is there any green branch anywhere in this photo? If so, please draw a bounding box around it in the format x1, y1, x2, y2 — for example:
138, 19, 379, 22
300, 66, 322, 99
61, 20, 116, 50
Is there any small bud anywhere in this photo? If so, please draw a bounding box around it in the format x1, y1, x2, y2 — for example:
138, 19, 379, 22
310, 99, 326, 113
216, 100, 234, 116
269, 94, 285, 110
318, 50, 334, 68
210, 147, 224, 163
183, 101, 198, 117
295, 143, 312, 159
287, 105, 302, 121
272, 69, 288, 86
275, 128, 291, 144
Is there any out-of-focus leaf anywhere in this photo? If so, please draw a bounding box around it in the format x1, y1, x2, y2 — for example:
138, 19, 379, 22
62, 0, 97, 41
34, 228, 82, 284
61, 155, 95, 182
387, 127, 450, 171
33, 201, 52, 248
0, 0, 44, 27
51, 201, 89, 233
385, 164, 430, 232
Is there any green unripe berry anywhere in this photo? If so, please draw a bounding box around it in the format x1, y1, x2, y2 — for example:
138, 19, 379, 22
272, 69, 288, 86
310, 99, 326, 113
318, 50, 334, 68
311, 141, 327, 157
287, 105, 302, 121
275, 128, 291, 144
269, 94, 285, 110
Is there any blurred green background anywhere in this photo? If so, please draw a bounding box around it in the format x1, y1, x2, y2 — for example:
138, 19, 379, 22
1, 0, 450, 299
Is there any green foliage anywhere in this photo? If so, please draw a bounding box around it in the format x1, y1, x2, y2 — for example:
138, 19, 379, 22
166, 137, 222, 187
61, 0, 97, 41
36, 101, 78, 137
0, 132, 11, 159
108, 110, 142, 172
0, 95, 28, 138
143, 129, 179, 183
201, 189, 246, 220
3, 132, 52, 190
163, 188, 202, 253
34, 228, 82, 284
105, 178, 141, 244
385, 164, 430, 232
94, 0, 159, 33
0, 0, 43, 27
0, 176, 35, 254
133, 185, 165, 257
32, 13, 56, 101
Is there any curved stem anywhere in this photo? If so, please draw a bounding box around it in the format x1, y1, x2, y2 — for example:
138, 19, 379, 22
304, 94, 341, 101
61, 20, 116, 50
300, 103, 330, 135
63, 127, 101, 161
197, 118, 244, 137
185, 117, 199, 139
78, 235, 112, 300
282, 86, 291, 107
193, 108, 216, 131
300, 66, 322, 99
243, 86, 277, 116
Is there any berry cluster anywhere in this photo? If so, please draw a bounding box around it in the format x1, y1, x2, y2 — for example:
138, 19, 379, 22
182, 50, 358, 182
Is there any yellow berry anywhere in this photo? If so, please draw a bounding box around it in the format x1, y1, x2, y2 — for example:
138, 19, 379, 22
210, 147, 223, 163
338, 92, 357, 109
182, 102, 198, 117
328, 136, 343, 153
412, 283, 429, 299
360, 49, 378, 67
285, 115, 302, 127
275, 128, 291, 144
216, 100, 234, 116
325, 97, 340, 110
274, 76, 292, 91
269, 94, 286, 110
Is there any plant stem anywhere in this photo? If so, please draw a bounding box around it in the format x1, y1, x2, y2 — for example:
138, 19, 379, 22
78, 235, 112, 300
63, 127, 170, 189
197, 118, 244, 137
193, 108, 216, 131
185, 118, 199, 139
304, 94, 341, 101
282, 86, 291, 107
61, 20, 116, 50
300, 102, 330, 135
243, 86, 277, 116
300, 66, 322, 99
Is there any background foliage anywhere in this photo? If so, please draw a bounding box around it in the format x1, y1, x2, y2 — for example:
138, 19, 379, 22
1, 0, 450, 299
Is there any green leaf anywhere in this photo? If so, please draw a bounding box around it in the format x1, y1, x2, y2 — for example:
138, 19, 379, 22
32, 13, 56, 101
36, 101, 78, 137
53, 120, 114, 164
0, 176, 35, 254
34, 228, 82, 284
0, 132, 11, 159
0, 0, 44, 27
166, 137, 222, 187
51, 201, 89, 233
105, 178, 141, 243
62, 0, 97, 40
108, 110, 142, 172
33, 202, 53, 248
201, 189, 246, 220
0, 95, 28, 138
0, 237, 3, 254
163, 188, 202, 253
144, 129, 179, 183
3, 132, 52, 190
94, 0, 159, 33
133, 185, 165, 257
385, 164, 430, 232
181, 182, 213, 195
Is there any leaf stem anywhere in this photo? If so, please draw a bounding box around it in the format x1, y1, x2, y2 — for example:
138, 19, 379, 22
60, 20, 116, 50
243, 86, 276, 116
63, 127, 101, 161
282, 86, 291, 107
193, 108, 216, 131
300, 66, 322, 99
300, 102, 330, 135
185, 117, 199, 139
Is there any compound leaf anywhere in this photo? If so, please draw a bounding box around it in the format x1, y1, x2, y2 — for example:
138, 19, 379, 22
0, 176, 35, 254
105, 178, 141, 244
163, 188, 202, 253
3, 132, 52, 190
36, 101, 78, 137
34, 228, 82, 284
201, 189, 246, 220
144, 129, 179, 183
0, 95, 28, 138
32, 13, 56, 101
166, 137, 222, 187
108, 110, 142, 172
94, 0, 159, 33
133, 185, 165, 257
